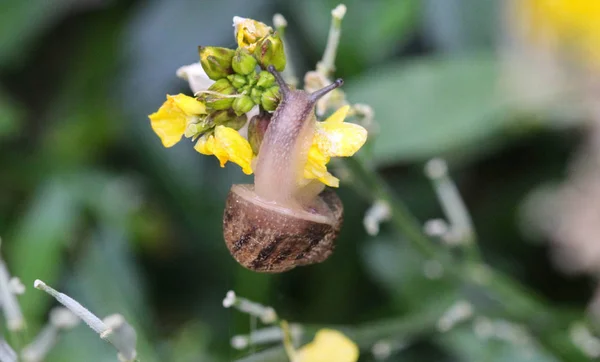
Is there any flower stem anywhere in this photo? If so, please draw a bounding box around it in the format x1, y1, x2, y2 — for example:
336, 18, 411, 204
424, 158, 481, 262
317, 4, 346, 78
273, 14, 298, 88
234, 302, 447, 362
343, 156, 589, 361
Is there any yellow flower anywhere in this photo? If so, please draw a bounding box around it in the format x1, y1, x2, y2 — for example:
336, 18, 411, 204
295, 329, 359, 362
517, 0, 600, 68
303, 105, 368, 187
149, 94, 206, 147
194, 125, 254, 175
233, 17, 272, 52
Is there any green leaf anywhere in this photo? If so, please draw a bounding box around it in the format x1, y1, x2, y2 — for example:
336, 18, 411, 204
437, 325, 559, 362
47, 324, 118, 362
0, 89, 23, 139
362, 234, 459, 312
0, 0, 76, 68
6, 179, 80, 325
423, 0, 498, 53
64, 231, 160, 362
292, 0, 420, 73
345, 54, 510, 165
167, 322, 216, 362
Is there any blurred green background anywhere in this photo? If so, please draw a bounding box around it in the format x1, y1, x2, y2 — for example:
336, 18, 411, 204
0, 0, 592, 361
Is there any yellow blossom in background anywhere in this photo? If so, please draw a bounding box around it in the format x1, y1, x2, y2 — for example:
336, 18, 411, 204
295, 329, 359, 362
194, 125, 254, 175
303, 105, 368, 187
517, 0, 600, 68
233, 17, 272, 51
149, 94, 206, 147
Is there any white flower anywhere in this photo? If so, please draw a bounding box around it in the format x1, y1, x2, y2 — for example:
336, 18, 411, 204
176, 63, 214, 94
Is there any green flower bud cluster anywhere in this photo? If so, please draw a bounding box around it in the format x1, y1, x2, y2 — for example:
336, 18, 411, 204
193, 69, 280, 138
192, 28, 286, 139
223, 70, 281, 114
198, 32, 286, 81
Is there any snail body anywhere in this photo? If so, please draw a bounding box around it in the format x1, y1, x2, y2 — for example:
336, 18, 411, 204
223, 66, 345, 272
224, 185, 343, 272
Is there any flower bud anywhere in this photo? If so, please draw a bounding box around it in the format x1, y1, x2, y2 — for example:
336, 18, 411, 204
228, 74, 247, 89
256, 71, 275, 88
199, 46, 235, 80
207, 109, 248, 130
253, 33, 286, 71
204, 79, 236, 110
246, 71, 259, 87
232, 95, 255, 116
184, 117, 212, 139
250, 88, 263, 105
261, 86, 280, 111
207, 110, 232, 126
234, 17, 272, 51
232, 48, 258, 75
248, 111, 272, 154
185, 123, 201, 139
222, 113, 248, 131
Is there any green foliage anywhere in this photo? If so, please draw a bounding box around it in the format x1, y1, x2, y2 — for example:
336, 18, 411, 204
0, 0, 75, 68
437, 327, 558, 362
292, 0, 420, 73
345, 54, 511, 164
7, 180, 79, 326
0, 89, 22, 139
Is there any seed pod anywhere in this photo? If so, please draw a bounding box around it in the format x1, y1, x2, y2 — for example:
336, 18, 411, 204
223, 66, 345, 272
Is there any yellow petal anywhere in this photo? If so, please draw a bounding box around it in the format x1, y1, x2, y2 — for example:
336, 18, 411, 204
195, 127, 254, 175
215, 126, 254, 175
194, 134, 215, 155
518, 0, 600, 68
316, 122, 368, 158
297, 329, 359, 362
170, 93, 206, 115
315, 106, 367, 158
324, 105, 351, 124
148, 95, 189, 147
300, 106, 367, 187
233, 17, 272, 51
304, 145, 339, 187
194, 133, 229, 166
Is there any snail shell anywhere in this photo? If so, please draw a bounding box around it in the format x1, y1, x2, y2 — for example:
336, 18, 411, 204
223, 184, 343, 272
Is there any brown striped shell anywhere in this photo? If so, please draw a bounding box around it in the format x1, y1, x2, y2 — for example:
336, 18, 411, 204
223, 184, 343, 272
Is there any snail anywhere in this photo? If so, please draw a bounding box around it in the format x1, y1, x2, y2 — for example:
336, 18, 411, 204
223, 66, 345, 272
